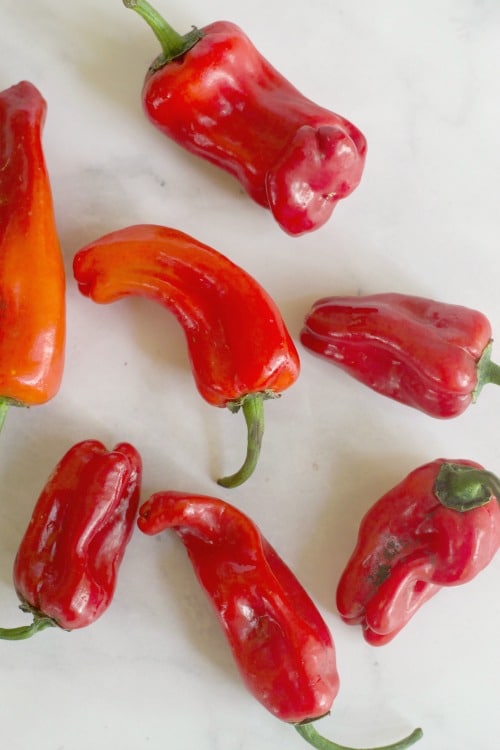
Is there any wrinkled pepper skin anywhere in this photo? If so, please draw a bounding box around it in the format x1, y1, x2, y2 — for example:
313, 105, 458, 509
336, 458, 500, 646
0, 81, 65, 421
300, 293, 500, 418
138, 491, 338, 724
2, 440, 142, 638
73, 224, 300, 487
124, 0, 367, 237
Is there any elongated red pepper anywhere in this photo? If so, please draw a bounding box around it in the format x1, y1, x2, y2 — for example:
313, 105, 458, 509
138, 491, 422, 750
73, 224, 299, 487
123, 0, 367, 237
300, 293, 500, 418
336, 458, 500, 646
0, 440, 142, 639
0, 81, 66, 431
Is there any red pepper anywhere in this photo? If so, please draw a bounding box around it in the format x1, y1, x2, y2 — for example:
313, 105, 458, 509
72, 224, 300, 488
336, 458, 500, 646
138, 491, 422, 750
0, 81, 66, 431
300, 293, 500, 418
122, 0, 367, 237
0, 440, 142, 639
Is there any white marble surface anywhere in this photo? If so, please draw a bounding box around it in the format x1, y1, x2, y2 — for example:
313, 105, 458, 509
2, 1, 500, 748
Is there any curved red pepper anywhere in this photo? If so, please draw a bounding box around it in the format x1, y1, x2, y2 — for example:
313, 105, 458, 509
138, 492, 422, 750
139, 490, 338, 723
0, 440, 142, 639
73, 224, 300, 487
123, 0, 367, 237
300, 293, 500, 418
336, 459, 500, 646
0, 81, 66, 431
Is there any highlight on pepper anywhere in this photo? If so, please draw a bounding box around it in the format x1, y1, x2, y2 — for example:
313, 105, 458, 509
336, 458, 500, 646
0, 440, 142, 640
72, 223, 300, 487
137, 490, 422, 750
122, 0, 367, 236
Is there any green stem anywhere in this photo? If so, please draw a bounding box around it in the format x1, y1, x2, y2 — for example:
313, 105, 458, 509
217, 393, 266, 489
481, 358, 500, 388
295, 722, 423, 750
122, 0, 203, 65
0, 398, 10, 434
473, 341, 500, 400
0, 615, 56, 640
434, 462, 500, 512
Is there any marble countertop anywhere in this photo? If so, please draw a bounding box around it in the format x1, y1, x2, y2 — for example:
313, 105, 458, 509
2, 2, 500, 749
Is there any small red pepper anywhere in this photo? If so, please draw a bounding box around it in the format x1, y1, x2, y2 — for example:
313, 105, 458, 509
336, 458, 500, 646
73, 224, 300, 488
0, 440, 142, 639
300, 293, 500, 418
0, 81, 66, 432
123, 0, 367, 237
138, 491, 422, 750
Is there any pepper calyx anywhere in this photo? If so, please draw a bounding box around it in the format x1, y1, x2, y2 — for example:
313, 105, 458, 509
434, 462, 500, 512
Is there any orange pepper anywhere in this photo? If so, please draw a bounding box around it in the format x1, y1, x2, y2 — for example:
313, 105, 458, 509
0, 81, 66, 430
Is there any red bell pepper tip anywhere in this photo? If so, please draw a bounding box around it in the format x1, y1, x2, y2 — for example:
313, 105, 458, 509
434, 461, 500, 512
72, 264, 91, 297
295, 721, 423, 750
358, 554, 439, 644
266, 125, 366, 236
123, 0, 203, 66
217, 391, 269, 488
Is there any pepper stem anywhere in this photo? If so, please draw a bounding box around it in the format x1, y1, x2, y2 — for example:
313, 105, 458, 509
434, 462, 500, 512
0, 614, 56, 640
217, 393, 266, 489
0, 398, 10, 434
473, 341, 500, 400
295, 722, 423, 750
122, 0, 203, 65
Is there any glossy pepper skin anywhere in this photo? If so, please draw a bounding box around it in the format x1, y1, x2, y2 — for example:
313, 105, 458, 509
300, 293, 500, 418
123, 0, 367, 237
139, 491, 338, 722
0, 440, 142, 639
73, 224, 300, 488
0, 81, 66, 429
138, 492, 422, 750
336, 458, 500, 646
